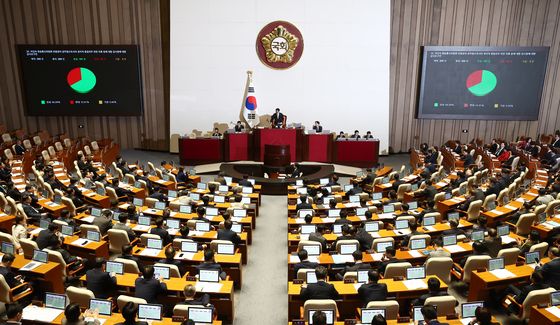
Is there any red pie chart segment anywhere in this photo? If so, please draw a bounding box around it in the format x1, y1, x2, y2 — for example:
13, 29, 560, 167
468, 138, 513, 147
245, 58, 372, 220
466, 70, 482, 88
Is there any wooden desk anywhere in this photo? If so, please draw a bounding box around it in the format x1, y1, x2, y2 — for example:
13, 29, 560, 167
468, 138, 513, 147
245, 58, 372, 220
63, 235, 110, 259
529, 305, 560, 325
288, 276, 447, 320
148, 175, 176, 190
37, 198, 66, 216
80, 189, 111, 208
11, 254, 64, 293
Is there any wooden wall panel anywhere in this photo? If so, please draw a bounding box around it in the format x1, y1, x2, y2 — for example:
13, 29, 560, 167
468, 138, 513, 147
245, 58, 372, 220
390, 0, 560, 152
0, 0, 168, 150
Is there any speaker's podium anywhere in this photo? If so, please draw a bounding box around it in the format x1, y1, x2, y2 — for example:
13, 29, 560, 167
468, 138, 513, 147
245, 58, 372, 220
253, 128, 304, 162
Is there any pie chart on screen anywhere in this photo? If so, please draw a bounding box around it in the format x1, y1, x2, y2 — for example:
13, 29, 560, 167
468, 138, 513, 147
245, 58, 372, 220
67, 67, 96, 93
466, 69, 497, 96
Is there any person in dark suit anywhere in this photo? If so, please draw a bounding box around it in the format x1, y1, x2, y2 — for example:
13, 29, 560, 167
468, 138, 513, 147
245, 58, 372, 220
412, 277, 447, 306
538, 247, 560, 289
234, 121, 245, 133
135, 265, 167, 303
36, 223, 61, 250
92, 209, 113, 236
238, 175, 253, 188
333, 225, 355, 248
503, 270, 548, 314
86, 258, 117, 299
4, 303, 23, 325
421, 305, 448, 325
118, 245, 144, 271
340, 250, 370, 277
334, 210, 351, 225
364, 131, 374, 139
459, 241, 489, 267
176, 167, 189, 184
270, 108, 285, 128
148, 187, 167, 202
335, 131, 346, 140
355, 223, 374, 251
376, 247, 398, 275
13, 140, 25, 155
110, 179, 131, 198
179, 284, 211, 307
217, 220, 242, 246
553, 134, 560, 148
391, 174, 404, 192
195, 249, 227, 280
326, 174, 340, 187
296, 195, 313, 212
211, 128, 222, 137
115, 302, 148, 325
0, 254, 23, 289
309, 225, 329, 252
414, 179, 437, 201
300, 266, 340, 301
400, 222, 422, 247
158, 246, 185, 275
294, 249, 319, 278
441, 220, 465, 238
312, 121, 323, 133
21, 194, 47, 224
150, 216, 172, 246
346, 183, 363, 196
484, 228, 502, 258
350, 130, 361, 139
357, 270, 387, 305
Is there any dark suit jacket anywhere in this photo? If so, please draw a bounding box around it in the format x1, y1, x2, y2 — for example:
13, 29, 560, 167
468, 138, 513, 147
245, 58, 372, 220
135, 277, 167, 303
294, 260, 319, 278
36, 229, 60, 249
217, 229, 242, 245
333, 218, 351, 225
418, 186, 437, 200
515, 283, 549, 304
234, 124, 244, 132
300, 281, 340, 301
377, 257, 398, 275
357, 282, 388, 304
412, 291, 447, 306
92, 217, 113, 236
176, 171, 188, 183
0, 267, 18, 288
178, 294, 211, 307
313, 125, 323, 133
296, 202, 313, 212
355, 228, 374, 251
150, 227, 172, 245
271, 112, 285, 126
238, 179, 253, 187
86, 269, 117, 299
308, 232, 328, 251
484, 237, 502, 258
22, 204, 42, 223
540, 258, 560, 289
392, 180, 405, 192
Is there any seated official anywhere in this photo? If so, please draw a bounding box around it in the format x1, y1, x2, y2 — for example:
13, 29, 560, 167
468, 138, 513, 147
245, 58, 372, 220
334, 210, 351, 225
179, 284, 211, 307
312, 121, 323, 133
115, 302, 148, 325
110, 179, 131, 198
391, 174, 404, 192
92, 209, 113, 236
441, 220, 465, 238
234, 121, 245, 133
326, 174, 340, 187
459, 241, 489, 267
355, 222, 374, 251
86, 258, 117, 299
4, 303, 23, 325
300, 266, 340, 301
333, 225, 355, 248
270, 108, 284, 128
195, 249, 227, 280
468, 307, 492, 325
118, 245, 144, 271
36, 223, 61, 250
294, 249, 319, 278
364, 131, 374, 139
21, 194, 47, 224
375, 247, 397, 275
357, 270, 388, 305
113, 213, 137, 241
135, 265, 167, 304
58, 210, 77, 228
504, 270, 548, 313
537, 247, 560, 289
62, 303, 98, 325
337, 250, 370, 279
414, 179, 437, 201
350, 130, 361, 139
484, 228, 502, 258
0, 254, 23, 289
148, 187, 167, 202
150, 216, 172, 246
335, 131, 346, 140
176, 167, 189, 183
125, 205, 139, 222
211, 128, 222, 137
412, 277, 448, 306
346, 182, 363, 196
194, 206, 209, 222
11, 215, 28, 251
158, 246, 184, 274
400, 222, 422, 247
48, 239, 85, 270
311, 311, 328, 325
421, 305, 447, 325
217, 220, 242, 246
296, 195, 313, 212
426, 239, 451, 259
309, 225, 329, 251
238, 174, 253, 188
516, 230, 540, 254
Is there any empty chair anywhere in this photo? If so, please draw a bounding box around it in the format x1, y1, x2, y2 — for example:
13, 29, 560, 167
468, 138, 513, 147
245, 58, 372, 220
47, 146, 56, 159
465, 200, 483, 222
433, 192, 446, 204
114, 258, 140, 274
533, 204, 547, 218
424, 212, 442, 223
546, 200, 560, 217
3, 149, 13, 161
508, 287, 556, 319
425, 257, 453, 284
302, 299, 338, 323
297, 268, 317, 281
497, 189, 509, 205
397, 184, 412, 200
19, 238, 38, 259
497, 248, 520, 265
424, 295, 458, 316
66, 286, 95, 309
108, 229, 135, 254
456, 255, 491, 283
23, 139, 32, 149
0, 233, 17, 248
384, 262, 412, 278
32, 136, 41, 146
366, 300, 399, 320
54, 142, 63, 152
91, 141, 100, 151
513, 213, 536, 236
83, 145, 92, 156
117, 295, 147, 311
482, 194, 496, 210
63, 138, 72, 148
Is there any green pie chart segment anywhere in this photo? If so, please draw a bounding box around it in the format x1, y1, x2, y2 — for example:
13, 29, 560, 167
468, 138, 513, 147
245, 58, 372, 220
466, 69, 497, 97
67, 67, 96, 94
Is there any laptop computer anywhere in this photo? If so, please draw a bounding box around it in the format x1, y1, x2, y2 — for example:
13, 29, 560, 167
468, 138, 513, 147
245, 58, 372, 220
105, 261, 124, 275
165, 219, 180, 230
376, 242, 393, 253
206, 207, 219, 216
187, 306, 213, 324
147, 238, 163, 250
328, 209, 341, 217
199, 269, 220, 282
406, 266, 426, 280
357, 270, 369, 284
361, 308, 386, 324
301, 225, 316, 235
372, 193, 382, 200
423, 216, 436, 227
154, 201, 166, 210
488, 257, 505, 271
551, 291, 560, 306
395, 219, 409, 230
1, 242, 14, 255
167, 190, 177, 198
306, 271, 317, 284
153, 265, 170, 279
461, 301, 484, 318
138, 304, 163, 321
231, 223, 242, 234
86, 230, 100, 242
89, 298, 112, 316
497, 225, 509, 237
302, 245, 321, 256
340, 243, 358, 255
233, 209, 247, 218
181, 241, 198, 253
308, 309, 334, 325
217, 243, 235, 255
20, 249, 49, 271
442, 235, 457, 246
364, 222, 379, 232
45, 292, 66, 310
525, 251, 540, 265
179, 205, 192, 214
410, 238, 426, 250
195, 222, 211, 232
133, 198, 144, 207
383, 205, 395, 214
470, 230, 485, 242
447, 212, 460, 223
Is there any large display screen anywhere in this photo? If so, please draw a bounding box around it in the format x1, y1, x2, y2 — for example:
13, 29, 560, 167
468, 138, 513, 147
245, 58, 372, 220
18, 45, 143, 116
417, 46, 549, 120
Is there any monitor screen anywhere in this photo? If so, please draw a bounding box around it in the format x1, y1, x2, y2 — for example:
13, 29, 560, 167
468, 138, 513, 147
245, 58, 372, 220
297, 188, 308, 195
344, 185, 353, 192
364, 222, 379, 232
231, 223, 242, 234
45, 293, 66, 310
298, 209, 314, 218
134, 181, 142, 188
162, 174, 170, 182
497, 225, 509, 237
189, 193, 200, 201
197, 183, 207, 190
133, 198, 143, 207
296, 180, 304, 186
417, 46, 549, 121
242, 187, 253, 194
413, 306, 424, 322
89, 299, 112, 316
181, 241, 198, 253
445, 192, 452, 200
411, 183, 419, 191
349, 195, 360, 203
382, 177, 389, 184
333, 224, 343, 234
224, 176, 232, 185
96, 188, 105, 196
319, 178, 329, 185
488, 257, 504, 271
167, 190, 177, 198
340, 244, 358, 255
199, 269, 219, 282
301, 225, 316, 235
308, 310, 334, 325
423, 216, 435, 226
241, 197, 251, 204
218, 185, 229, 193
410, 239, 426, 250
372, 193, 382, 200
376, 242, 393, 253
233, 209, 247, 217
214, 195, 225, 203
357, 270, 369, 283
179, 205, 192, 214
53, 195, 62, 204
206, 207, 218, 216
383, 205, 395, 213
106, 261, 124, 274
195, 222, 210, 232
408, 201, 418, 210
86, 231, 100, 242
356, 207, 368, 216
112, 211, 121, 221
217, 243, 235, 255
154, 201, 166, 210
33, 249, 48, 263
17, 45, 143, 116
187, 307, 213, 324
462, 302, 484, 318
153, 266, 170, 279
91, 207, 101, 217
1, 242, 14, 255
361, 309, 386, 324
447, 212, 460, 222
328, 209, 341, 217
165, 219, 180, 229
138, 216, 151, 226
471, 230, 485, 242
406, 266, 426, 280
138, 304, 162, 321
539, 212, 547, 224
551, 291, 560, 306
525, 252, 540, 264
306, 271, 317, 284
147, 238, 163, 250
442, 235, 457, 246
302, 245, 320, 256
395, 219, 409, 230
39, 219, 49, 229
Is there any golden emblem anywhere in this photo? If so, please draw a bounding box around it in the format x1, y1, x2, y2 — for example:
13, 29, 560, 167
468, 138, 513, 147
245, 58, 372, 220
260, 25, 299, 63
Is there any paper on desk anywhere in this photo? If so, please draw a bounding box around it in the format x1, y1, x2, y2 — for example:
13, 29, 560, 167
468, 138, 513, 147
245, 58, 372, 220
231, 217, 244, 222
140, 248, 161, 256
489, 209, 503, 215
357, 215, 366, 221
501, 236, 517, 244
515, 198, 526, 203
504, 204, 517, 210
195, 282, 223, 293
331, 255, 354, 264
546, 307, 560, 318
22, 306, 63, 322
321, 217, 336, 223
408, 250, 423, 258
354, 283, 364, 291
299, 235, 309, 241
370, 253, 384, 261
403, 279, 428, 290
293, 218, 305, 224
133, 225, 151, 231
308, 256, 319, 263
370, 232, 381, 238
85, 317, 106, 325
436, 182, 448, 187
460, 318, 475, 325
175, 252, 196, 260
71, 239, 90, 247
377, 213, 395, 220
345, 203, 361, 208
444, 245, 465, 253
423, 226, 436, 232
450, 198, 464, 203
490, 269, 515, 279
81, 216, 95, 223
29, 228, 42, 235
289, 255, 301, 263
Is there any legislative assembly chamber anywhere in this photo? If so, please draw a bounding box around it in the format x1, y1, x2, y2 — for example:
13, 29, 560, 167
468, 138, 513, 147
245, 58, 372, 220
1, 0, 560, 324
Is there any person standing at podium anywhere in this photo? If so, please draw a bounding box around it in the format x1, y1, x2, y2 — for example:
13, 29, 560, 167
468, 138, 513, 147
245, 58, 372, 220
312, 121, 323, 133
270, 108, 284, 128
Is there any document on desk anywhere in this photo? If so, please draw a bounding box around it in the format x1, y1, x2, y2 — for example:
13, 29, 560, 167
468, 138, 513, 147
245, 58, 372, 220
403, 279, 428, 290
370, 253, 384, 261
308, 256, 319, 263
321, 217, 336, 223
71, 239, 91, 247
443, 245, 465, 253
489, 209, 503, 215
140, 248, 161, 256
344, 203, 361, 208
377, 213, 395, 220
80, 216, 96, 223
504, 204, 517, 210
133, 225, 151, 231
546, 307, 560, 318
436, 182, 448, 187
195, 282, 223, 293
408, 250, 423, 258
29, 228, 42, 235
369, 232, 381, 238
357, 216, 367, 221
22, 306, 63, 322
354, 283, 364, 291
331, 255, 354, 264
289, 255, 300, 263
231, 217, 244, 223
460, 318, 474, 325
500, 235, 517, 244
490, 269, 515, 279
